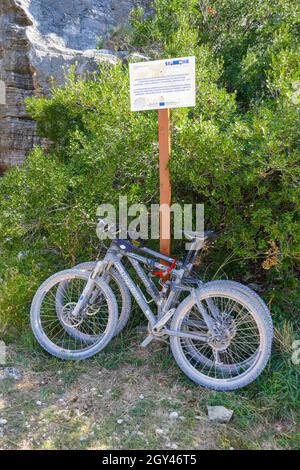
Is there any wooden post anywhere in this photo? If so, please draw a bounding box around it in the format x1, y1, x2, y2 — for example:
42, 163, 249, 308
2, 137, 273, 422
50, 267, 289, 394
158, 108, 171, 257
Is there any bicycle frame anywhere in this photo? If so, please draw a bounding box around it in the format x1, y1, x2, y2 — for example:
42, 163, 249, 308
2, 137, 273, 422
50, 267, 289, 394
106, 252, 157, 327
71, 237, 210, 344
96, 241, 204, 332
105, 252, 209, 345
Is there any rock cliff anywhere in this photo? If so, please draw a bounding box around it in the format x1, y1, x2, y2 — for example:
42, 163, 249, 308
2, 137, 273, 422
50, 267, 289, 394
0, 0, 148, 170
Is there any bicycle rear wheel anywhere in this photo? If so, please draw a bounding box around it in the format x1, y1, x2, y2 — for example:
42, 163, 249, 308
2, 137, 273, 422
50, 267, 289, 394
170, 285, 273, 391
181, 280, 272, 373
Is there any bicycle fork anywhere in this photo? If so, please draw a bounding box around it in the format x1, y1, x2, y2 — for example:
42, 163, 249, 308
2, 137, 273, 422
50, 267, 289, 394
70, 260, 106, 317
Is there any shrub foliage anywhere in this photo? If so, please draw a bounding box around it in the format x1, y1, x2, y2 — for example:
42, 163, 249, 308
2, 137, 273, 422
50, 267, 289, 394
0, 0, 299, 330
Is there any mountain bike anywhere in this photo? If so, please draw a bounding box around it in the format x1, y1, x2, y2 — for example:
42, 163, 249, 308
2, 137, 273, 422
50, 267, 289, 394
30, 221, 273, 391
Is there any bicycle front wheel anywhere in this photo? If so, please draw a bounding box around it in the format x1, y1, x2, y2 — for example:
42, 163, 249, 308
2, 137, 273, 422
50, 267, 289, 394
31, 269, 118, 360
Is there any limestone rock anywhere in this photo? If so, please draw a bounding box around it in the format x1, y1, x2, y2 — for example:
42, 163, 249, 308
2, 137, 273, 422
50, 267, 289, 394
207, 405, 233, 423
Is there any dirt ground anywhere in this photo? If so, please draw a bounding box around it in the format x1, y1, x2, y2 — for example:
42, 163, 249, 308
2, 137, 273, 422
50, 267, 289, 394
0, 332, 297, 450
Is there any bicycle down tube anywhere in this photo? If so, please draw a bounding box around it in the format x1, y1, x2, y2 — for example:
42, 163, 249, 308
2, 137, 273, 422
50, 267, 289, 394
106, 253, 157, 327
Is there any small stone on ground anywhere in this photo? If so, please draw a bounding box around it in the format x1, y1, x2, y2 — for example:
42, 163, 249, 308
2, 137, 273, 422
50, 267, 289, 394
207, 405, 233, 423
0, 368, 22, 381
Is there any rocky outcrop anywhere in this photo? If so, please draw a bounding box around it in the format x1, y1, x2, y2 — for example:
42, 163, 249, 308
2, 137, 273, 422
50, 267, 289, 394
0, 0, 149, 170
0, 0, 37, 169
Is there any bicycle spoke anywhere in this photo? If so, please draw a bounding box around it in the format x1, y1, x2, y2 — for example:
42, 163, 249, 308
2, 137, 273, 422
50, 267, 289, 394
179, 293, 261, 379
38, 276, 111, 352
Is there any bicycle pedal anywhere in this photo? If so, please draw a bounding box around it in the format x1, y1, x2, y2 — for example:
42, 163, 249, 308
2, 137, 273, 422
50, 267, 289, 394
140, 334, 154, 348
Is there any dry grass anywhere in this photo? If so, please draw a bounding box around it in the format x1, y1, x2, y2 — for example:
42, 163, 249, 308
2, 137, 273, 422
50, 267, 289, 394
0, 329, 298, 450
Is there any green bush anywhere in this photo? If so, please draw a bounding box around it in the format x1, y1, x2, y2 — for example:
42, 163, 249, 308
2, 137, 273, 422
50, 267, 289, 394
0, 0, 299, 332
128, 0, 300, 282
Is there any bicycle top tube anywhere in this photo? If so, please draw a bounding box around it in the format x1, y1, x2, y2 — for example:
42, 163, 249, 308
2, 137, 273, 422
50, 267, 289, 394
107, 232, 215, 278
127, 252, 178, 274
140, 246, 177, 265
110, 238, 183, 267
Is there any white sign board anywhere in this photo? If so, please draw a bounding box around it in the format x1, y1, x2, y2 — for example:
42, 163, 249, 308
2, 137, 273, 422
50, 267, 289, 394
129, 56, 195, 111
